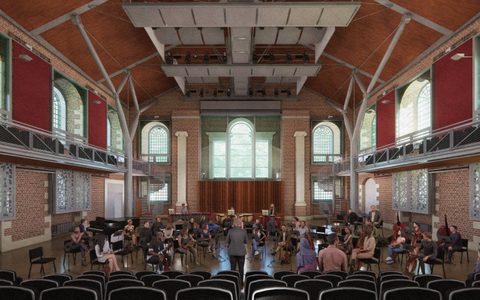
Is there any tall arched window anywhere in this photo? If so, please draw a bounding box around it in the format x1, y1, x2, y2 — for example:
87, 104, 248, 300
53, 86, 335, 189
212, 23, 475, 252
106, 117, 112, 149
141, 121, 169, 163
360, 107, 376, 150
312, 121, 341, 163
107, 110, 123, 152
396, 72, 431, 142
53, 86, 67, 133
229, 119, 253, 178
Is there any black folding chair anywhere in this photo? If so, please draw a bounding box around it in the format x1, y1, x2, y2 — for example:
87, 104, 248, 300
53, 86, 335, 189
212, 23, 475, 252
245, 271, 268, 278
211, 274, 240, 298
190, 271, 211, 280
384, 287, 441, 300
346, 274, 375, 282
83, 271, 106, 277
245, 275, 273, 299
251, 287, 309, 300
0, 286, 34, 300
162, 271, 183, 279
379, 279, 419, 300
298, 271, 321, 278
175, 274, 204, 287
106, 279, 144, 300
0, 269, 21, 285
43, 274, 72, 287
294, 279, 332, 300
247, 279, 286, 300
108, 274, 136, 281
134, 271, 155, 280
281, 274, 309, 287
313, 274, 343, 287
413, 274, 443, 287
198, 279, 238, 300
319, 287, 376, 300
40, 286, 97, 300
140, 274, 168, 287
217, 270, 240, 280
326, 271, 348, 279
358, 247, 381, 272
273, 271, 295, 280
338, 279, 376, 293
64, 279, 103, 300
107, 286, 165, 300
449, 287, 480, 300
176, 287, 233, 300
89, 249, 108, 271
427, 279, 465, 300
28, 247, 56, 278
152, 279, 190, 300
110, 271, 133, 276
20, 279, 58, 300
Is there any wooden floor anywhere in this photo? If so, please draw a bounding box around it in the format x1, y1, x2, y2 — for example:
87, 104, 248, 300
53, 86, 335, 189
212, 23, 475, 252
0, 233, 476, 281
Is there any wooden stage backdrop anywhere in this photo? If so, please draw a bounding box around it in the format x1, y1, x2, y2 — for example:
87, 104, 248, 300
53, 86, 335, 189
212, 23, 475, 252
199, 181, 283, 215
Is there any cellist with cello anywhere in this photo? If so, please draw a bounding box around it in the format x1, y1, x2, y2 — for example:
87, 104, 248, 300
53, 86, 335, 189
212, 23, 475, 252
406, 221, 423, 273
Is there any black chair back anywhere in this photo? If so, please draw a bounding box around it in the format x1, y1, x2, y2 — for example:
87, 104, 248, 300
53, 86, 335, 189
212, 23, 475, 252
273, 271, 295, 280
134, 271, 156, 280
380, 279, 419, 299
0, 270, 17, 283
326, 271, 348, 279
246, 271, 268, 278
176, 287, 233, 300
0, 286, 35, 300
346, 274, 375, 282
354, 270, 376, 278
319, 287, 376, 300
245, 275, 273, 299
299, 271, 321, 278
77, 275, 105, 288
110, 271, 133, 277
211, 274, 240, 296
281, 274, 309, 287
107, 287, 166, 300
106, 279, 144, 299
190, 271, 211, 280
294, 279, 332, 300
449, 287, 480, 300
217, 270, 240, 279
251, 287, 309, 300
109, 275, 136, 281
380, 274, 409, 282
29, 247, 44, 262
384, 287, 441, 300
43, 275, 72, 287
247, 279, 286, 300
175, 274, 204, 287
427, 279, 465, 300
20, 279, 58, 300
379, 271, 403, 278
161, 271, 183, 279
313, 274, 343, 287
473, 281, 480, 287
140, 274, 169, 287
0, 279, 13, 286
413, 274, 443, 287
83, 271, 106, 278
40, 286, 97, 300
64, 279, 103, 300
338, 279, 376, 293
151, 279, 190, 300
198, 279, 237, 300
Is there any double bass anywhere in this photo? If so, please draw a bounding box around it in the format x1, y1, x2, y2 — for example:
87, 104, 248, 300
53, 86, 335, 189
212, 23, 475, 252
436, 214, 451, 245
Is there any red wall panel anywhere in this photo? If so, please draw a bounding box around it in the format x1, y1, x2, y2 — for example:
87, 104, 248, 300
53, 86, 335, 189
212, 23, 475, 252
12, 42, 52, 131
433, 39, 473, 130
376, 91, 396, 148
88, 91, 107, 149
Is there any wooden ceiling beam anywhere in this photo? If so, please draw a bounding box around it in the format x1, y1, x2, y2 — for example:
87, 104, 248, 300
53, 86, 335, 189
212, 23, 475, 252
375, 0, 452, 36
31, 0, 107, 35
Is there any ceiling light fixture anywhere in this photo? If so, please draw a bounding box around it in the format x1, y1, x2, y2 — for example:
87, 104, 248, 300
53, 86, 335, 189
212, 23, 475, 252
18, 54, 33, 62
450, 53, 472, 61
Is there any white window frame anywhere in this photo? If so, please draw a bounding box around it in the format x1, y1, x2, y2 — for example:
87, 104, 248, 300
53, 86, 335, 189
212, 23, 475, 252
312, 121, 341, 163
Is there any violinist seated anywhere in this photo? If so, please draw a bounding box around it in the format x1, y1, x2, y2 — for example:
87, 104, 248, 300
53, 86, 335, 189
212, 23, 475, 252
442, 225, 462, 263
385, 228, 406, 264
252, 227, 266, 257
346, 209, 358, 233
147, 231, 170, 271
406, 222, 423, 273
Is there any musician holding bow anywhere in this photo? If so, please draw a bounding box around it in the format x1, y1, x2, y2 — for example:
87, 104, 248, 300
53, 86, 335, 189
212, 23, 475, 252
147, 231, 170, 272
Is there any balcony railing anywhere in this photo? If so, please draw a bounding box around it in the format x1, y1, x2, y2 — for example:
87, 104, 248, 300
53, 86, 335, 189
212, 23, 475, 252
140, 154, 169, 164
0, 119, 125, 172
312, 154, 343, 164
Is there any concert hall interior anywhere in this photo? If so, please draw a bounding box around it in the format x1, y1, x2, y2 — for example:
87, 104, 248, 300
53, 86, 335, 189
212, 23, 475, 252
0, 1, 480, 299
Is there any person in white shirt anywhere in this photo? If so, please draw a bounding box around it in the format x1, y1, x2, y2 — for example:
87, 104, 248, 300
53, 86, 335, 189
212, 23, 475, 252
94, 235, 120, 273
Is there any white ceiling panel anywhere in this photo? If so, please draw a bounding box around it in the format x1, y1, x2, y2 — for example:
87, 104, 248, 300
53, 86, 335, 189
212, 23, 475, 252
154, 28, 181, 45
276, 27, 301, 44
288, 7, 324, 26
225, 7, 256, 27
257, 7, 289, 26
161, 66, 188, 77
208, 66, 230, 77
124, 3, 360, 27
159, 7, 195, 27
192, 7, 225, 27
319, 6, 359, 26
186, 66, 209, 77
186, 77, 203, 84
202, 28, 225, 45
252, 66, 274, 77
298, 27, 325, 45
178, 28, 203, 44
254, 28, 277, 45
295, 65, 321, 76
273, 66, 295, 77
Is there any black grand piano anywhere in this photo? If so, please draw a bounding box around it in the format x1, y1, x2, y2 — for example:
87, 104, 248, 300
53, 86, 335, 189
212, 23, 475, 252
88, 217, 140, 240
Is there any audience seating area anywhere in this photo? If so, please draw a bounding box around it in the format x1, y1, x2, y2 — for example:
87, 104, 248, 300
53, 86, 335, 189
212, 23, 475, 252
1, 268, 480, 300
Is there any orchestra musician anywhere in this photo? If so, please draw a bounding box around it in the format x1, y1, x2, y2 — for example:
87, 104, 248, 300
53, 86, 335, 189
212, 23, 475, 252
252, 227, 266, 257
124, 219, 137, 246
406, 222, 423, 273
147, 231, 170, 272
177, 227, 199, 266
268, 203, 276, 216
276, 225, 292, 264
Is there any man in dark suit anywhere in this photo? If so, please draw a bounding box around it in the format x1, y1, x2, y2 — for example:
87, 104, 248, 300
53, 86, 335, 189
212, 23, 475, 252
227, 217, 248, 282
367, 205, 382, 227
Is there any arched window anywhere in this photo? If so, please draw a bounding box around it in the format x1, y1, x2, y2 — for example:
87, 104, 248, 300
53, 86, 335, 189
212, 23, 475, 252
229, 119, 254, 178
360, 107, 376, 150
106, 117, 112, 149
107, 110, 123, 152
141, 121, 169, 163
396, 72, 431, 142
53, 86, 67, 133
312, 121, 341, 163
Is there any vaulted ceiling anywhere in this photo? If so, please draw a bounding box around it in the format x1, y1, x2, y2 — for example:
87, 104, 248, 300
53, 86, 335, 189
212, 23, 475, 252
1, 0, 479, 106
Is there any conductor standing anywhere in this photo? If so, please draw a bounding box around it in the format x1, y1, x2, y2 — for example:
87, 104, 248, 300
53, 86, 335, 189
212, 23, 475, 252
227, 218, 248, 283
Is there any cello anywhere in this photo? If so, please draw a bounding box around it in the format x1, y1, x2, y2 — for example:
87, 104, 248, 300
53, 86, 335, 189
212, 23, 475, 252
436, 214, 451, 246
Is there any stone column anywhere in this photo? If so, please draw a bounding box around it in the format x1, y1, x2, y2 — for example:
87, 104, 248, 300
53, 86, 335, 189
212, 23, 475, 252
294, 131, 307, 216
175, 131, 188, 211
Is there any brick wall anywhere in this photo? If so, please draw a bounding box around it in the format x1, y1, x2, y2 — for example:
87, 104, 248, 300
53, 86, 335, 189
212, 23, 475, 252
86, 175, 106, 221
